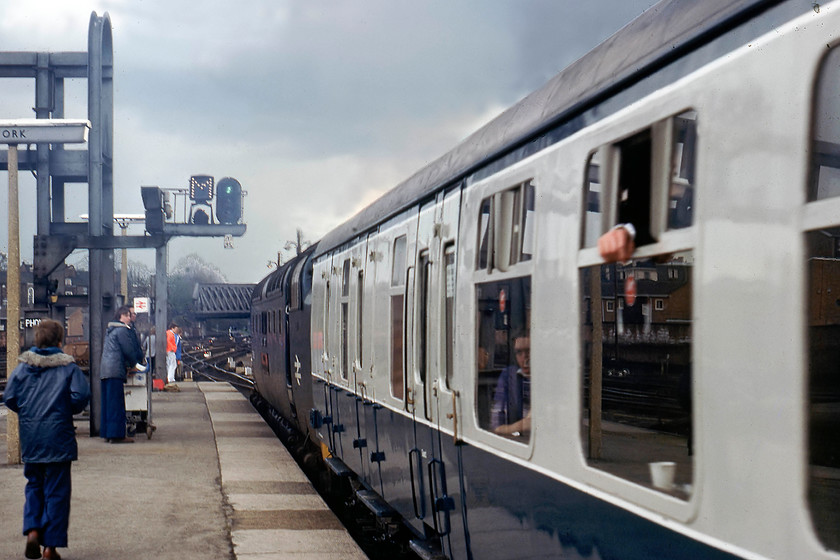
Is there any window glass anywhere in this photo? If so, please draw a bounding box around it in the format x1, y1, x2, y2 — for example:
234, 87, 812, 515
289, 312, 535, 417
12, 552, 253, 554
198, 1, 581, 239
342, 259, 350, 297
580, 251, 694, 498
357, 271, 364, 367
391, 294, 404, 399
811, 47, 840, 201
392, 236, 407, 286
668, 112, 697, 230
582, 151, 605, 249
475, 276, 532, 441
418, 251, 430, 386
477, 199, 491, 271
341, 301, 349, 379
290, 257, 305, 310
476, 182, 535, 272
520, 182, 536, 262
444, 243, 456, 388
806, 227, 840, 551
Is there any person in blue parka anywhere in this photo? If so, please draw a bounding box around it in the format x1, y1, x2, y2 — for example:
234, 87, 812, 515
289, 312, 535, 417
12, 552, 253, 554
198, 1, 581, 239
99, 305, 145, 443
4, 318, 91, 560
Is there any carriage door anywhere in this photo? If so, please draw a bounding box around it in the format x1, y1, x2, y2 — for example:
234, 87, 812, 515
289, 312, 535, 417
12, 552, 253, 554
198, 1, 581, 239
345, 239, 370, 482
409, 189, 462, 553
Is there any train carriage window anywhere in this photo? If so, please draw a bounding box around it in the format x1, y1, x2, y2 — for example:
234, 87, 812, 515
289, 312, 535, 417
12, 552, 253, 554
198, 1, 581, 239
392, 236, 407, 287
476, 276, 532, 441
476, 182, 535, 272
357, 270, 364, 368
340, 258, 350, 379
579, 252, 694, 498
391, 294, 405, 399
811, 46, 840, 201
444, 243, 456, 388
805, 230, 840, 551
290, 256, 306, 311
391, 236, 407, 399
582, 111, 697, 248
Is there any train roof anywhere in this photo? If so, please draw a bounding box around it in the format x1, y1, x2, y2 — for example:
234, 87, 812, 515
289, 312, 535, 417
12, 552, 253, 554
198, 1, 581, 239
314, 0, 790, 259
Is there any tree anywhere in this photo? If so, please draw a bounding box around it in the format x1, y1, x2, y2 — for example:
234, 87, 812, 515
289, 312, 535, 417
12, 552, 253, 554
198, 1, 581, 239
167, 254, 227, 324
127, 260, 153, 298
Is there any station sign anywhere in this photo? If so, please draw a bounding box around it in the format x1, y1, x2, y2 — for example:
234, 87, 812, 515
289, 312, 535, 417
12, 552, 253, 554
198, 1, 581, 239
133, 297, 151, 314
19, 317, 42, 329
0, 119, 90, 144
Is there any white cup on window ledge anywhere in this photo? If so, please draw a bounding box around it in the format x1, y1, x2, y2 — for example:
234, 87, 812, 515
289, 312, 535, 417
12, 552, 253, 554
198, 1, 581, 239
649, 461, 676, 490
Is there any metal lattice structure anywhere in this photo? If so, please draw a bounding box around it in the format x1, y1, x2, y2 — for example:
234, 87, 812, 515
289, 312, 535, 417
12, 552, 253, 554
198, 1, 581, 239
192, 284, 254, 319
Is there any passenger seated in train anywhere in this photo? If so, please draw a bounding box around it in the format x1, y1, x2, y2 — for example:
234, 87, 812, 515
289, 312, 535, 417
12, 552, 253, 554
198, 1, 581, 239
490, 333, 531, 438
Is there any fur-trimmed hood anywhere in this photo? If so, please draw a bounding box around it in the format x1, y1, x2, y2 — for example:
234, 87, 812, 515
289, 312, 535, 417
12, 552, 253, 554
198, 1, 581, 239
18, 348, 76, 369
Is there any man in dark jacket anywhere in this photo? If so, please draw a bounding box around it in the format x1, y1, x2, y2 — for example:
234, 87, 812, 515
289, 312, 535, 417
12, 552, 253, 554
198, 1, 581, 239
4, 318, 90, 560
99, 305, 145, 443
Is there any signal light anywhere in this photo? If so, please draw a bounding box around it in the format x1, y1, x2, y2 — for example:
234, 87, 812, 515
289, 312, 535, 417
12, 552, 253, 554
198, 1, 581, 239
216, 177, 242, 225
190, 175, 214, 203
141, 186, 166, 233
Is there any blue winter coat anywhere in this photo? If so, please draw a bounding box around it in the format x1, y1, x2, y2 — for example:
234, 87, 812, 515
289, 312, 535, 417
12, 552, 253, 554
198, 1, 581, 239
100, 321, 144, 380
3, 347, 91, 463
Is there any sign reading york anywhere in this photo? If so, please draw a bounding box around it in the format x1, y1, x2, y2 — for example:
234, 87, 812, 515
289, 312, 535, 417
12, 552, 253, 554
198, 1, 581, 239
0, 120, 90, 144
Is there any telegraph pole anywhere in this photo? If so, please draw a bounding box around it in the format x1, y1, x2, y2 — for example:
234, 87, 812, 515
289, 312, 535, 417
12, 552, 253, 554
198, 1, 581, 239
6, 143, 21, 464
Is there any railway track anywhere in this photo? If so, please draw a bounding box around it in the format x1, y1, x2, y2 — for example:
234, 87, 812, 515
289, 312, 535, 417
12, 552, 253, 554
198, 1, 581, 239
182, 338, 254, 391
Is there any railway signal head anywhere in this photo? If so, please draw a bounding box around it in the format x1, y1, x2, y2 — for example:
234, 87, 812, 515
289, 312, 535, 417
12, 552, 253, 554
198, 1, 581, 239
190, 175, 214, 203
141, 186, 168, 233
216, 177, 242, 225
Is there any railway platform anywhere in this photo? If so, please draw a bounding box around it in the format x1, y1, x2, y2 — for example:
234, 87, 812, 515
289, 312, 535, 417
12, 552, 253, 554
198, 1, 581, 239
0, 382, 367, 560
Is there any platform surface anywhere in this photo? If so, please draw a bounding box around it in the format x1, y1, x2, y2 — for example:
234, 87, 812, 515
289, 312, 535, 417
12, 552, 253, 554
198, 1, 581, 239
0, 382, 367, 560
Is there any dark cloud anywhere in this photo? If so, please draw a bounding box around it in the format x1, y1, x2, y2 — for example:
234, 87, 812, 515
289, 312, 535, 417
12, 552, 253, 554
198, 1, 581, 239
1, 1, 658, 282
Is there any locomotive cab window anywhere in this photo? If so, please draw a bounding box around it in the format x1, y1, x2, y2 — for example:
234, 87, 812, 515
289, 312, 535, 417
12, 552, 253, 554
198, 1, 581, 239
579, 111, 698, 499
805, 45, 840, 552
475, 181, 535, 442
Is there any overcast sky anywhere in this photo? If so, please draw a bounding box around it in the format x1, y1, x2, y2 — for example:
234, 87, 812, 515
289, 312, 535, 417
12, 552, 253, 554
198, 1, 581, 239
0, 0, 657, 284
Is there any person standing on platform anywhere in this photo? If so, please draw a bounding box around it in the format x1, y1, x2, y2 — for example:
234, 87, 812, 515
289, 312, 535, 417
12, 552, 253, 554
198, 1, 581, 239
3, 319, 90, 560
99, 305, 145, 443
166, 322, 179, 384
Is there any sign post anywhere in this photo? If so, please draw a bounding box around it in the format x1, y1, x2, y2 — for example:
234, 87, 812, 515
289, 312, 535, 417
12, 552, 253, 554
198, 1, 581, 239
3, 119, 89, 465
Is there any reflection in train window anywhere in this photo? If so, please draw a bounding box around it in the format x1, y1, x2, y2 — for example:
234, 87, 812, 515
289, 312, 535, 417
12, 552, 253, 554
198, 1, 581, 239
580, 251, 694, 498
810, 46, 840, 201
475, 276, 531, 441
806, 228, 840, 551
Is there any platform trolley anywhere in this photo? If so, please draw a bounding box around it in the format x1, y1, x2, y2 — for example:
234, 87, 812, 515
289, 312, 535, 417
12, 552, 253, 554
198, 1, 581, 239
124, 364, 156, 439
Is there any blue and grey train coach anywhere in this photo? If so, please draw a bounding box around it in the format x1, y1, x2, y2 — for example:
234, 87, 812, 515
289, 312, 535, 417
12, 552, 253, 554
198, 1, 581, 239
251, 0, 840, 558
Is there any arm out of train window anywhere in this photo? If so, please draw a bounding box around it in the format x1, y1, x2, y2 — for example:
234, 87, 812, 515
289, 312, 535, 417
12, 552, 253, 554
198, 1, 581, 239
588, 111, 697, 263
580, 111, 698, 499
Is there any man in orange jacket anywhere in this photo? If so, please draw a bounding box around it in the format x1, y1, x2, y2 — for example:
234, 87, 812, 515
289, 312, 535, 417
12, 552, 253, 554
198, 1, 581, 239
165, 322, 179, 384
